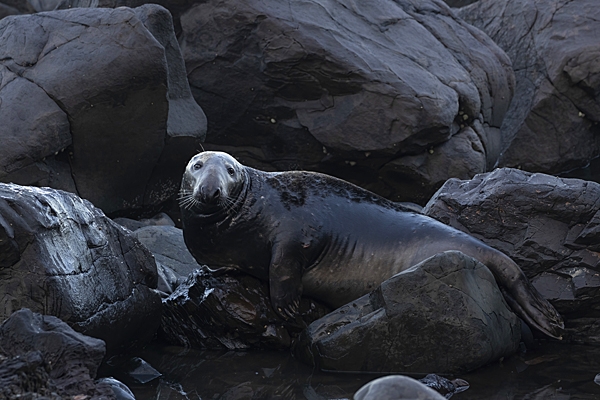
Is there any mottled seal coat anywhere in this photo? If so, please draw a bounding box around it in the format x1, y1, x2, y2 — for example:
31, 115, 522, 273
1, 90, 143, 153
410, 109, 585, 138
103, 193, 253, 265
179, 151, 564, 339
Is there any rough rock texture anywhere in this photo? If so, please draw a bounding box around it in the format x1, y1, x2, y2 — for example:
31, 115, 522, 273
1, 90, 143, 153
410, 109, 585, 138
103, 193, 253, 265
458, 0, 600, 175
0, 5, 205, 215
423, 168, 600, 344
0, 183, 162, 352
180, 0, 514, 204
354, 375, 446, 400
294, 251, 520, 373
0, 309, 117, 399
160, 269, 331, 350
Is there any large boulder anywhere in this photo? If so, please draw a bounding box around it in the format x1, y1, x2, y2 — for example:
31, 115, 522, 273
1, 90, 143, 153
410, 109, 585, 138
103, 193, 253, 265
179, 0, 514, 204
0, 183, 161, 352
423, 168, 600, 344
458, 0, 600, 175
0, 5, 205, 215
293, 251, 521, 373
0, 308, 118, 399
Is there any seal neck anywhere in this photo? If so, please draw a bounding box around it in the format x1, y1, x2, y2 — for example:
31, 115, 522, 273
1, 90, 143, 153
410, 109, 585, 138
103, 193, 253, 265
184, 169, 251, 227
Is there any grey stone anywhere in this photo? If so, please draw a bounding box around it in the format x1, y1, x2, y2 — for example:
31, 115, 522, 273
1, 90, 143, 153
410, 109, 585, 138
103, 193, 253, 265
0, 183, 161, 352
424, 168, 600, 343
458, 0, 600, 175
132, 225, 201, 292
180, 0, 514, 204
0, 308, 119, 399
0, 3, 19, 19
0, 5, 205, 215
294, 251, 520, 373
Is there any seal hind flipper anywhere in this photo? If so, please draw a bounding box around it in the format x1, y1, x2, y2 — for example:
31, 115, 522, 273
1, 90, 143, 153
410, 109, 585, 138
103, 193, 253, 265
502, 280, 564, 340
480, 250, 564, 339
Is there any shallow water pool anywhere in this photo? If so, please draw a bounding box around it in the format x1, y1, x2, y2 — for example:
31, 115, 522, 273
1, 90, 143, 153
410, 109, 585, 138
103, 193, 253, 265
116, 341, 600, 399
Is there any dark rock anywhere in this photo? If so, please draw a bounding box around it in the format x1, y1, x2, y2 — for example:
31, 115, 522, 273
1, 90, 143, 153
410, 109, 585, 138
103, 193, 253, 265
113, 218, 198, 294
0, 183, 162, 352
0, 308, 119, 399
0, 5, 205, 215
180, 0, 514, 204
294, 251, 520, 373
354, 375, 446, 400
0, 0, 31, 15
423, 168, 600, 343
458, 0, 600, 175
0, 351, 54, 398
106, 356, 162, 384
160, 269, 330, 350
443, 0, 478, 7
132, 224, 202, 294
0, 3, 19, 19
134, 4, 207, 139
132, 225, 200, 282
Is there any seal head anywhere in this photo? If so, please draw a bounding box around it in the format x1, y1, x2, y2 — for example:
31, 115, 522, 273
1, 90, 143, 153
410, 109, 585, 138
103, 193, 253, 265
179, 151, 247, 217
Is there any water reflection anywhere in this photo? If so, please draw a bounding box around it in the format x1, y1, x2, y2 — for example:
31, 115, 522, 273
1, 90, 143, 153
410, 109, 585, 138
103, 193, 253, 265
111, 341, 600, 399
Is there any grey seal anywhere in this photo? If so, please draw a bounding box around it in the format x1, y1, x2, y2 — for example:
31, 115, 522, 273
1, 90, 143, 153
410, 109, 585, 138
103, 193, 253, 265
179, 151, 564, 339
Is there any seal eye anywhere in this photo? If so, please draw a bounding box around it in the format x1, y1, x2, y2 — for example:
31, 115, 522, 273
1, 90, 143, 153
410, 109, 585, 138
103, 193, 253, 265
227, 167, 235, 176
193, 162, 203, 170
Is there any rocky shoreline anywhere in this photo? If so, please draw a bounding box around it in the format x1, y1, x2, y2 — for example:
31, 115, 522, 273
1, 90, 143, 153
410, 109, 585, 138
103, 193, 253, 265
1, 0, 599, 398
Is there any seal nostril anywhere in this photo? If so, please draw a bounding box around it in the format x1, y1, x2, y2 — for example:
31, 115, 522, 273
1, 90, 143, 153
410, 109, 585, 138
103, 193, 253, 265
212, 188, 221, 200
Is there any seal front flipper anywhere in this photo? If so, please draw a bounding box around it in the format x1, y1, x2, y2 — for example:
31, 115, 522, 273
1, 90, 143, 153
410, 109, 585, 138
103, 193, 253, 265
269, 242, 304, 320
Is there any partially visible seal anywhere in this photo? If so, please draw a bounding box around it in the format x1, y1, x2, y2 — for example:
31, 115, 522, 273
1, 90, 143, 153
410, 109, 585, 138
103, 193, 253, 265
179, 151, 564, 339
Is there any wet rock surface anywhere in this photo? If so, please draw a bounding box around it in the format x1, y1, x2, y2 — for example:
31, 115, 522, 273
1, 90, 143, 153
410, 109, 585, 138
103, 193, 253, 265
424, 168, 600, 344
0, 308, 119, 399
160, 269, 331, 350
458, 0, 600, 175
180, 0, 513, 204
0, 183, 161, 352
294, 251, 521, 374
0, 5, 205, 215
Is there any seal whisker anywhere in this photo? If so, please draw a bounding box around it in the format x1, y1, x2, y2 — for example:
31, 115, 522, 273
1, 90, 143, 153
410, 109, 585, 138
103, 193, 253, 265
220, 196, 236, 214
178, 193, 199, 210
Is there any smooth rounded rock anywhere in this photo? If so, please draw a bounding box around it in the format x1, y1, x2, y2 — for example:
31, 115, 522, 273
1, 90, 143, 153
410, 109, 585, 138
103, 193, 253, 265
354, 375, 445, 400
294, 251, 521, 374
